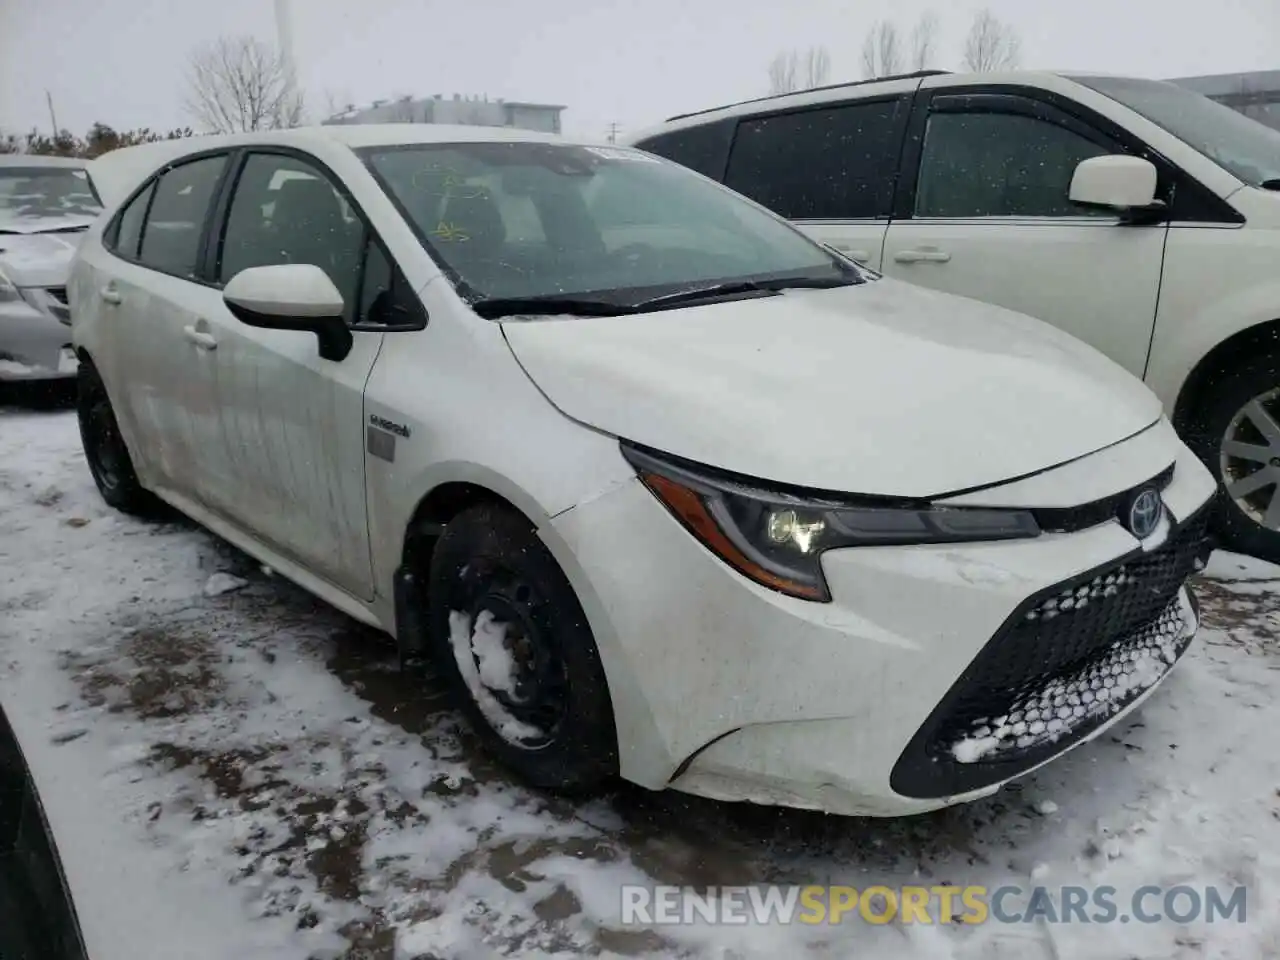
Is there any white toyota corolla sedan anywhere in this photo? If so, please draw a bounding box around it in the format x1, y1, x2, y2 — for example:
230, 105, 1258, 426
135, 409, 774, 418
70, 125, 1218, 816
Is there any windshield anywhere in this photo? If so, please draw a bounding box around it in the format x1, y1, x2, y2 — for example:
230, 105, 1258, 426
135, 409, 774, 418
1074, 75, 1280, 187
0, 166, 102, 221
359, 141, 852, 308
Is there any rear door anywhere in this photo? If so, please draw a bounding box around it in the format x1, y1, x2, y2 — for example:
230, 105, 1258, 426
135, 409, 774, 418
881, 83, 1168, 375
91, 153, 230, 500
719, 91, 913, 269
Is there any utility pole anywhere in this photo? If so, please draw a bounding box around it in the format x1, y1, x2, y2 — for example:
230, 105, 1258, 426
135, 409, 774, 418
45, 90, 59, 136
607, 122, 620, 143
273, 0, 297, 92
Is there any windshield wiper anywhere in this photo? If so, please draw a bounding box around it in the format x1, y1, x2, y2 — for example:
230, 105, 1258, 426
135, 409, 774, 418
471, 295, 634, 320
631, 275, 858, 311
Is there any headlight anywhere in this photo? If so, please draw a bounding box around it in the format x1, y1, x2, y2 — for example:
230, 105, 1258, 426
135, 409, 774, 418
622, 442, 1040, 602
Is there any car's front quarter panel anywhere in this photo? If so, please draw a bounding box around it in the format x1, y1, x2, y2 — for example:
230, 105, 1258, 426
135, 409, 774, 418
361, 281, 640, 627
1144, 211, 1280, 411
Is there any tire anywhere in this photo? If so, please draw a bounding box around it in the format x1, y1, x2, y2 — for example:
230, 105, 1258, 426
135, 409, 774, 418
1183, 353, 1280, 563
426, 503, 617, 792
76, 363, 161, 517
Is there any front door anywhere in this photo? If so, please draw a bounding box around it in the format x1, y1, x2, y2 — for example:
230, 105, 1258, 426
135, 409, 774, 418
881, 86, 1168, 377
196, 150, 384, 600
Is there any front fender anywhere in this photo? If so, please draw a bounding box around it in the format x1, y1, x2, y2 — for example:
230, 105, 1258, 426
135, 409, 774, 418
1145, 227, 1280, 411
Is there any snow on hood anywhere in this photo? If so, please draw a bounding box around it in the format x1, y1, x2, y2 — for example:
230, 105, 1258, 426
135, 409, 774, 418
501, 277, 1163, 498
0, 226, 86, 287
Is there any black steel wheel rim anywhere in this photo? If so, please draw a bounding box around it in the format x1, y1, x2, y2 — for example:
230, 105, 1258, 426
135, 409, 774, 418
455, 562, 570, 749
87, 398, 125, 492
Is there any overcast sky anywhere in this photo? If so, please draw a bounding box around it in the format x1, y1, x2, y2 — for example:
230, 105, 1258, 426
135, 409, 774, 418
3, 0, 1278, 142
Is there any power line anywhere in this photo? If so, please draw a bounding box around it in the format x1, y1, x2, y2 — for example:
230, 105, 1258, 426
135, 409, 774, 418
606, 122, 620, 143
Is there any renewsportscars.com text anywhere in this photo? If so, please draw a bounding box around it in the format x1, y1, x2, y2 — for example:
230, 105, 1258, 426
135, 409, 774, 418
621, 884, 1247, 926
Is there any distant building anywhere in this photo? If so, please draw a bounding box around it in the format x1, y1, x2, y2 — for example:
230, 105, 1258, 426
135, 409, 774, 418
1168, 70, 1280, 131
323, 93, 565, 134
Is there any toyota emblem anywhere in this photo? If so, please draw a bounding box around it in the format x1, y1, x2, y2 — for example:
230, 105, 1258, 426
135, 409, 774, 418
1127, 488, 1162, 540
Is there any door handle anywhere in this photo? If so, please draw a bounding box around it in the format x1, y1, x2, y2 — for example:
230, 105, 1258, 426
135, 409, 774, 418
894, 248, 952, 264
99, 286, 122, 305
183, 324, 218, 350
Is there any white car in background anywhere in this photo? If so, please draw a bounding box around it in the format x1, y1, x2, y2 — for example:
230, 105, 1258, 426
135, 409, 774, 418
70, 126, 1216, 816
0, 155, 101, 381
628, 70, 1280, 564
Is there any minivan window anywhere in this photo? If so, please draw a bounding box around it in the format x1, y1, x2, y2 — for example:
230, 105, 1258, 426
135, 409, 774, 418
361, 141, 850, 306
138, 155, 227, 277
633, 120, 735, 180
724, 99, 907, 220
1074, 75, 1280, 187
914, 111, 1112, 218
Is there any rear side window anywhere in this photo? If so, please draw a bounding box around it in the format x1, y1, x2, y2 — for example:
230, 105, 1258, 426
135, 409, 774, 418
633, 119, 735, 180
138, 155, 227, 278
111, 181, 154, 259
724, 98, 908, 220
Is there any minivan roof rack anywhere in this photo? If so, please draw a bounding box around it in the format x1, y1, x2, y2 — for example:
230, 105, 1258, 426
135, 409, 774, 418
663, 70, 952, 123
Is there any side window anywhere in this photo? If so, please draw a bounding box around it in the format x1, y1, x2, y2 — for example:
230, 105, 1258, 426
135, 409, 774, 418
356, 240, 422, 328
634, 119, 736, 180
219, 152, 365, 323
138, 155, 227, 277
724, 98, 907, 220
914, 110, 1112, 218
111, 181, 154, 259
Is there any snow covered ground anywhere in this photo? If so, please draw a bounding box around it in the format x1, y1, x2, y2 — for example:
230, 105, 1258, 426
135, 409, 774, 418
2, 394, 1279, 960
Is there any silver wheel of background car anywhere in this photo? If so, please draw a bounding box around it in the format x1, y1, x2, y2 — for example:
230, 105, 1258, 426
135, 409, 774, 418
1219, 386, 1280, 532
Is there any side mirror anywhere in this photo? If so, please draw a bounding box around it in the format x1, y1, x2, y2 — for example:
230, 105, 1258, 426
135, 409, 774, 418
222, 264, 353, 362
1069, 155, 1165, 221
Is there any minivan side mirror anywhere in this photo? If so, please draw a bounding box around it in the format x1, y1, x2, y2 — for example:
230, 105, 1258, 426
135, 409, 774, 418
222, 264, 354, 362
1069, 155, 1165, 222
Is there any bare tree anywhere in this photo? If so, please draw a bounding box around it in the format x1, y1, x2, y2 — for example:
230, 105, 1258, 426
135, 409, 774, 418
768, 50, 800, 95
321, 88, 355, 122
861, 21, 902, 80
769, 46, 831, 94
962, 9, 1022, 72
803, 46, 832, 89
184, 34, 305, 133
909, 12, 939, 71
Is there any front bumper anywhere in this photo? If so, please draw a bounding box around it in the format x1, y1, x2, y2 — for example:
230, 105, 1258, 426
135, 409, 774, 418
549, 424, 1218, 816
0, 296, 77, 380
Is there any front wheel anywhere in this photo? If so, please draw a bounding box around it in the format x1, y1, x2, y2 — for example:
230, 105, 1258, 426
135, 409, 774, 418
426, 503, 617, 793
1185, 354, 1280, 563
76, 363, 161, 517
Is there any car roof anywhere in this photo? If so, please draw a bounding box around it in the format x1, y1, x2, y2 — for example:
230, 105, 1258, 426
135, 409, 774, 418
625, 69, 1082, 143
0, 154, 87, 169
86, 124, 618, 208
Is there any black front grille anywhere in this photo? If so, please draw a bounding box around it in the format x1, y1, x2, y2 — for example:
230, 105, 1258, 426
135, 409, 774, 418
1032, 463, 1175, 534
890, 505, 1210, 799
45, 287, 68, 305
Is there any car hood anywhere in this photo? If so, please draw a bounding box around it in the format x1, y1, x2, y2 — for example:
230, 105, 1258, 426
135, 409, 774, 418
0, 225, 87, 286
501, 278, 1163, 498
